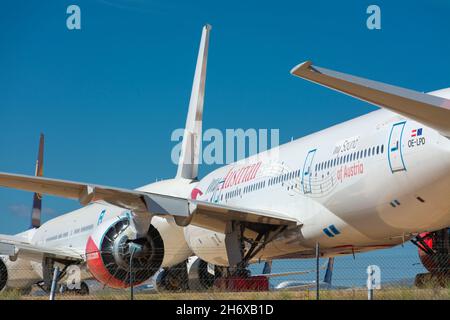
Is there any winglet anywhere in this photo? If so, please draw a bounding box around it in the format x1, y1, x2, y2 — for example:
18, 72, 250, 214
290, 60, 312, 75
176, 25, 211, 180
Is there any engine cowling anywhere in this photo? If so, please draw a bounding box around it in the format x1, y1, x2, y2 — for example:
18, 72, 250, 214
418, 228, 449, 273
86, 216, 164, 289
184, 225, 230, 266
0, 258, 7, 292
0, 256, 40, 292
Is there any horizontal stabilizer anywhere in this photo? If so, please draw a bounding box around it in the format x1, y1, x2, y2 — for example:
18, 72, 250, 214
254, 260, 328, 278
291, 61, 450, 136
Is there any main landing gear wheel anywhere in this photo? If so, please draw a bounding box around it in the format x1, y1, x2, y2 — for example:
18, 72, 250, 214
59, 281, 90, 296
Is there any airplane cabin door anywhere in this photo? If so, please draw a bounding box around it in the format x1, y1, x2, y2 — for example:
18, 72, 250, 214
388, 121, 407, 173
302, 149, 316, 194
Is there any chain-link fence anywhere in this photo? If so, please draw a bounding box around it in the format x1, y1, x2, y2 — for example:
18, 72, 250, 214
0, 243, 448, 300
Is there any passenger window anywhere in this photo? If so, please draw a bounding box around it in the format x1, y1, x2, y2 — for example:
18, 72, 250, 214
381, 145, 384, 154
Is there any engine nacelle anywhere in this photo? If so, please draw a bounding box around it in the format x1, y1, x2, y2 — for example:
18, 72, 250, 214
0, 258, 6, 292
184, 225, 230, 266
0, 256, 40, 292
86, 216, 164, 289
418, 228, 449, 273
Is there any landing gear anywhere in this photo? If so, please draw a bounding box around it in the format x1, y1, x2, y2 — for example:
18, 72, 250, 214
59, 281, 90, 296
213, 222, 286, 292
158, 262, 189, 292
38, 258, 86, 297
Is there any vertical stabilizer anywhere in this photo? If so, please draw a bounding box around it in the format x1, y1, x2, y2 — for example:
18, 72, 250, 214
176, 25, 211, 180
31, 133, 44, 228
262, 260, 273, 274
323, 257, 334, 285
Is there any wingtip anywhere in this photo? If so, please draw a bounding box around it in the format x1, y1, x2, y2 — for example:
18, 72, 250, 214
204, 24, 212, 31
290, 60, 312, 75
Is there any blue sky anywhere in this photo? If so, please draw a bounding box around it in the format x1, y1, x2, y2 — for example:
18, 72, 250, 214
0, 0, 448, 251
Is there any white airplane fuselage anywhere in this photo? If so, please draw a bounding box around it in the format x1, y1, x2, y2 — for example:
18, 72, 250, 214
187, 107, 450, 262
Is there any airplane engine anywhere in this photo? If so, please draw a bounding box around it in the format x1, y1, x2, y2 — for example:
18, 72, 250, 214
417, 229, 449, 273
184, 225, 230, 266
414, 228, 449, 287
86, 216, 164, 289
0, 256, 40, 293
0, 258, 6, 292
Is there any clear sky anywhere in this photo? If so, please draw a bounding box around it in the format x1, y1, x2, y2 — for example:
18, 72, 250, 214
0, 0, 449, 248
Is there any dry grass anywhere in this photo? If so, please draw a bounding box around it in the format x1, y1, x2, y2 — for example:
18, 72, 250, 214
3, 287, 448, 300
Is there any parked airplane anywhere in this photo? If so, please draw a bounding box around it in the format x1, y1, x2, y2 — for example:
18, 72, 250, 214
272, 258, 335, 291
0, 24, 449, 294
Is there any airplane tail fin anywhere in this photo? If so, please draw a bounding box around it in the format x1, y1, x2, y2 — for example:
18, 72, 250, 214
323, 257, 334, 285
176, 25, 211, 180
31, 133, 44, 228
262, 260, 273, 274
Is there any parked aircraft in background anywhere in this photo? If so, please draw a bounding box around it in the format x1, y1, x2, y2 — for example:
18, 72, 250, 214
0, 24, 449, 294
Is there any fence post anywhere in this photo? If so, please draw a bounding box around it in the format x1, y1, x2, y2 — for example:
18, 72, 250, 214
130, 250, 134, 301
49, 266, 59, 301
316, 242, 320, 300
367, 265, 380, 300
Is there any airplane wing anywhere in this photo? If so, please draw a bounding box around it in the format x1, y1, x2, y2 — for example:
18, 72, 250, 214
0, 172, 299, 231
290, 61, 450, 137
0, 172, 190, 217
0, 234, 83, 261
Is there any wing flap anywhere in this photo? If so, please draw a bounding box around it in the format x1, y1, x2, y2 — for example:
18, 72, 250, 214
186, 200, 299, 233
291, 61, 450, 136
